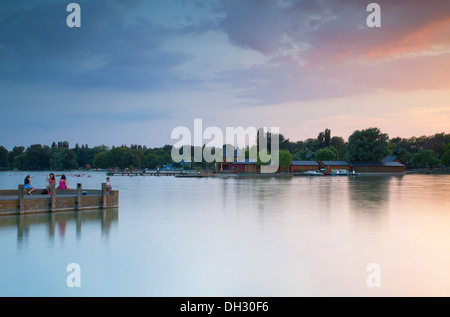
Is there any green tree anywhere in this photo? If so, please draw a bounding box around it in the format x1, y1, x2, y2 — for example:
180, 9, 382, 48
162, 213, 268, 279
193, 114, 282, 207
13, 154, 25, 170
49, 149, 64, 170
387, 142, 398, 155
49, 148, 78, 170
0, 146, 8, 168
317, 131, 324, 147
441, 144, 450, 166
93, 151, 110, 169
314, 146, 338, 161
278, 149, 292, 169
346, 127, 389, 163
399, 149, 413, 167
75, 145, 108, 168
143, 146, 173, 169
324, 129, 331, 147
423, 133, 446, 156
409, 150, 441, 168
22, 144, 50, 170
292, 150, 308, 161
275, 133, 293, 152
330, 136, 345, 152
256, 128, 267, 153
256, 152, 271, 166
304, 137, 321, 153
8, 146, 25, 168
292, 140, 306, 154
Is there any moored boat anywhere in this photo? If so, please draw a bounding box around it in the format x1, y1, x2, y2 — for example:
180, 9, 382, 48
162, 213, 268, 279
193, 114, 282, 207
326, 169, 360, 176
294, 170, 324, 176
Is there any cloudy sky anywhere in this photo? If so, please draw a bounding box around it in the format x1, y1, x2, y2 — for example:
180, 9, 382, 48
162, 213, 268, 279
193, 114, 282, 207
1, 0, 449, 150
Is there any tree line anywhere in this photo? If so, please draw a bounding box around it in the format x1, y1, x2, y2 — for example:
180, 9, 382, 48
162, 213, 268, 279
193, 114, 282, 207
0, 128, 449, 171
0, 142, 172, 171
256, 128, 450, 169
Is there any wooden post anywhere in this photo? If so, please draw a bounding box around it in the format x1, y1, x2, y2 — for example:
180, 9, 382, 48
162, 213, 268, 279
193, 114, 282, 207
76, 212, 82, 237
49, 214, 56, 238
18, 184, 25, 214
18, 215, 25, 241
102, 208, 107, 228
50, 183, 56, 212
76, 183, 82, 211
102, 182, 107, 209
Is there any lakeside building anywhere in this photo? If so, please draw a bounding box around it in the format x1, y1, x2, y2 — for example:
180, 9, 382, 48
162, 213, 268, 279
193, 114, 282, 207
218, 146, 244, 172
382, 155, 404, 165
289, 161, 320, 173
352, 155, 405, 173
352, 161, 405, 173
319, 161, 351, 172
216, 151, 405, 174
231, 159, 258, 173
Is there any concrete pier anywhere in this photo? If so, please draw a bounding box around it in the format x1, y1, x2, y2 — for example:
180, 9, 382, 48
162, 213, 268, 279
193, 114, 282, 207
0, 183, 119, 216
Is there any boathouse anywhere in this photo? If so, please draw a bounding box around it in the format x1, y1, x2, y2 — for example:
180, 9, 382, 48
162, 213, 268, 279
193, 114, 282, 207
352, 161, 405, 174
289, 161, 320, 173
382, 155, 404, 165
231, 159, 257, 173
218, 146, 244, 172
319, 161, 351, 172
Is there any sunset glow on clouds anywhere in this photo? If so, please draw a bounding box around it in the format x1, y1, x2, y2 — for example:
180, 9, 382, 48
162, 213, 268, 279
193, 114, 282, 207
0, 0, 449, 149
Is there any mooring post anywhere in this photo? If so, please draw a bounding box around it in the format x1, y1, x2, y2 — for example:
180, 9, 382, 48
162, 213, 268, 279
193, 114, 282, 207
76, 183, 82, 211
76, 212, 82, 237
18, 215, 25, 241
18, 184, 25, 214
50, 183, 56, 211
102, 182, 107, 209
49, 214, 56, 238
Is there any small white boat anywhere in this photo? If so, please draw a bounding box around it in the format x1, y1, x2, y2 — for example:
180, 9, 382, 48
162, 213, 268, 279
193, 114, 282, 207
329, 169, 360, 176
294, 171, 324, 176
327, 169, 349, 176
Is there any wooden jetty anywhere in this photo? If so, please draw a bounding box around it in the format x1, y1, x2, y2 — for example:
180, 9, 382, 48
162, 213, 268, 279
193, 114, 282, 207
0, 183, 118, 216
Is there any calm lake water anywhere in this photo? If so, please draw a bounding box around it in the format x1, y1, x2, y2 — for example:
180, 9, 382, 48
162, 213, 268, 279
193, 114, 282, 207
0, 171, 449, 296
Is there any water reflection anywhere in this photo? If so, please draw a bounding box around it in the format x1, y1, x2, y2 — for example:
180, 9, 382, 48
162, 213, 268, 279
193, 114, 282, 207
0, 209, 119, 243
348, 175, 403, 213
1, 172, 450, 296
253, 177, 292, 211
346, 175, 406, 237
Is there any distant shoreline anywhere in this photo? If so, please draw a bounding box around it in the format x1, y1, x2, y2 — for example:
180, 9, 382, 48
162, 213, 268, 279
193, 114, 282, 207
1, 168, 449, 176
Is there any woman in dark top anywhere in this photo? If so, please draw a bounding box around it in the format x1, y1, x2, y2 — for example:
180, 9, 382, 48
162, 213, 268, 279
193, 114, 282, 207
24, 175, 36, 195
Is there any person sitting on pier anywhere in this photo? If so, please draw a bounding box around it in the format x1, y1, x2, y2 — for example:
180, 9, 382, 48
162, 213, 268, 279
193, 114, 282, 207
24, 175, 36, 195
105, 177, 112, 195
46, 173, 56, 193
58, 174, 71, 190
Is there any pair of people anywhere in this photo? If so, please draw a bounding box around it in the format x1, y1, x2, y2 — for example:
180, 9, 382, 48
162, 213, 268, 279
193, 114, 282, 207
46, 173, 71, 192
